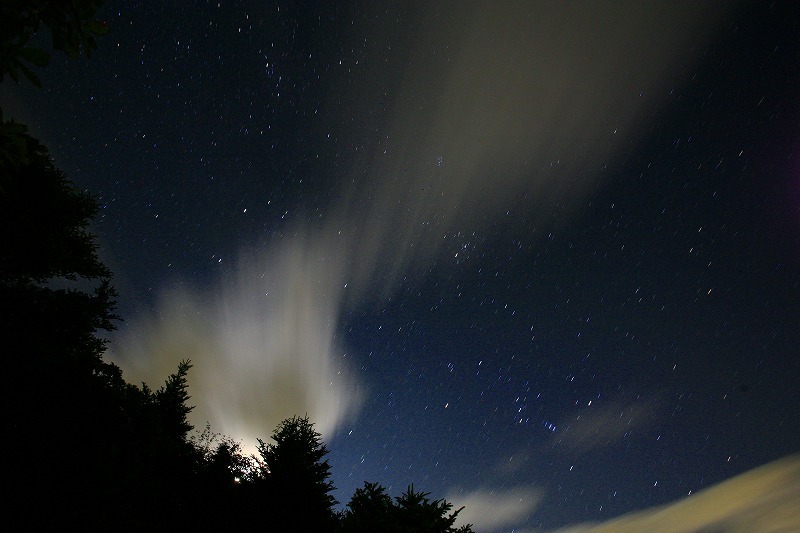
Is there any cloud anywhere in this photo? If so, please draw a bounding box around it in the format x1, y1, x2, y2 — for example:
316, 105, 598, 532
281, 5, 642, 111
447, 486, 543, 533
553, 398, 658, 452
334, 1, 734, 299
110, 2, 734, 451
554, 454, 800, 533
110, 231, 363, 451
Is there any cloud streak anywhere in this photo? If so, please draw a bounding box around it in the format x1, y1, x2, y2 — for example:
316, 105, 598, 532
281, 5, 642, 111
555, 454, 800, 533
111, 231, 362, 450
448, 486, 543, 533
112, 2, 734, 450
553, 398, 658, 452
336, 1, 732, 298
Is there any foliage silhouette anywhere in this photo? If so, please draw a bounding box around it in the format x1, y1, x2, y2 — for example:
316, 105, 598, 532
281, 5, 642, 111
343, 481, 475, 533
1, 4, 197, 528
0, 85, 128, 531
0, 0, 109, 86
343, 481, 398, 532
254, 414, 340, 531
396, 484, 474, 533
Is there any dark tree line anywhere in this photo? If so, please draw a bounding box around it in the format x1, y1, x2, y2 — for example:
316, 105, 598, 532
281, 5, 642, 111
1, 3, 474, 531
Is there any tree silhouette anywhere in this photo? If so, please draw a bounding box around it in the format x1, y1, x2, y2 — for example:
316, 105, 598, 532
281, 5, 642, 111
187, 427, 251, 528
1, 10, 206, 527
395, 484, 474, 533
255, 415, 339, 530
342, 481, 475, 533
0, 115, 125, 529
342, 481, 397, 532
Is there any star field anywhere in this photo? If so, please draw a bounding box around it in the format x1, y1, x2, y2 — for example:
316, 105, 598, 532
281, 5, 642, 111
3, 1, 798, 531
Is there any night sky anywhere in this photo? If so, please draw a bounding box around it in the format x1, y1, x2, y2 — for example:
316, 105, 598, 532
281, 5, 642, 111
4, 1, 799, 531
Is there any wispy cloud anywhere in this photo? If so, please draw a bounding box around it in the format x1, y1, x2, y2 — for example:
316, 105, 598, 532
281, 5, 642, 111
110, 2, 732, 451
110, 232, 363, 451
553, 398, 658, 452
447, 486, 543, 533
554, 454, 800, 533
336, 1, 732, 298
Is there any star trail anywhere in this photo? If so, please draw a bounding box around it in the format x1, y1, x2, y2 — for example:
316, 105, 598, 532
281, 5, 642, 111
3, 1, 798, 530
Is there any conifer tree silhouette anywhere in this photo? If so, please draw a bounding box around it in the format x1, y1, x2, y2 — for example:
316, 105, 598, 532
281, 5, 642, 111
256, 415, 339, 530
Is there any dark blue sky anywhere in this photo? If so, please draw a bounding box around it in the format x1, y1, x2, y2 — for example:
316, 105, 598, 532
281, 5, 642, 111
4, 1, 799, 530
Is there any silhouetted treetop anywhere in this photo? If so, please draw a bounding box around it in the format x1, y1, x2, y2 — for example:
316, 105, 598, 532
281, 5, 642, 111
343, 481, 475, 533
343, 481, 397, 532
255, 415, 339, 530
0, 144, 111, 287
395, 484, 473, 533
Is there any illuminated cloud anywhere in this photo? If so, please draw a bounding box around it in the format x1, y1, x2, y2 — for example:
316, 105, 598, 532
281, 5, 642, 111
112, 2, 734, 455
554, 454, 800, 533
110, 231, 363, 451
447, 486, 543, 533
336, 1, 733, 298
